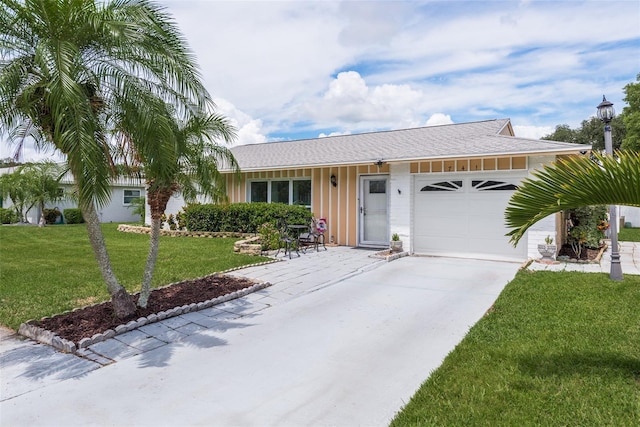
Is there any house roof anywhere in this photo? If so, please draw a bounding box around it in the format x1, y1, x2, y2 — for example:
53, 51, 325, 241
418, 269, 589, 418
226, 119, 588, 172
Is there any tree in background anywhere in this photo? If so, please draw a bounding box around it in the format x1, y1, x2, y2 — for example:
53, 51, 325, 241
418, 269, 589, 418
0, 161, 63, 223
542, 117, 625, 151
0, 0, 210, 319
621, 74, 640, 152
20, 161, 65, 226
542, 75, 640, 152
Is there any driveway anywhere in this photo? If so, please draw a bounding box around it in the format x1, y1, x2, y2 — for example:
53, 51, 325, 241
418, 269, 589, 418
1, 254, 520, 426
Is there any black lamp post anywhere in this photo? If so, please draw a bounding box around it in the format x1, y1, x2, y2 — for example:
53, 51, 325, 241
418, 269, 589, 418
596, 95, 623, 281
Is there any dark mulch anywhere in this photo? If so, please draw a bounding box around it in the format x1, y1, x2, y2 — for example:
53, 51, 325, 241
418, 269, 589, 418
32, 275, 257, 343
557, 243, 604, 261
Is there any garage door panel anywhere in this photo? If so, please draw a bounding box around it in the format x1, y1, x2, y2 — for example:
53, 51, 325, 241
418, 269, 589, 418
413, 175, 526, 260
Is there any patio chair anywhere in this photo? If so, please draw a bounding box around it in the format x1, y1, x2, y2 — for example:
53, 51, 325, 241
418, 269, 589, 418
274, 217, 299, 259
298, 218, 327, 252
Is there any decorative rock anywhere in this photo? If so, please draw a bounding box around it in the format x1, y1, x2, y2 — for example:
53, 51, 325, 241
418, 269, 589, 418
91, 333, 105, 344
125, 320, 137, 331
61, 340, 76, 353
78, 337, 92, 348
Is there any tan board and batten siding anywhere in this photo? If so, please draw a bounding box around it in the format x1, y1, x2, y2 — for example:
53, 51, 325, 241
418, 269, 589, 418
220, 119, 588, 257
225, 156, 526, 247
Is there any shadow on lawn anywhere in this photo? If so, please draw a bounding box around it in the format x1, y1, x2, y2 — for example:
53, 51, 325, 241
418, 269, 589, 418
517, 351, 640, 379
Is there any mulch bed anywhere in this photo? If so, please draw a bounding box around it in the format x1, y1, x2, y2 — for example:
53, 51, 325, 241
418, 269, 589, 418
557, 244, 604, 261
31, 275, 257, 343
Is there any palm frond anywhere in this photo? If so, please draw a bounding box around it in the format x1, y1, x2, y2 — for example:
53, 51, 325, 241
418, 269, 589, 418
506, 151, 640, 245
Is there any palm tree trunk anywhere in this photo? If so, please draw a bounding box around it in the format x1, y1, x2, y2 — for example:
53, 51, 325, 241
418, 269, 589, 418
137, 187, 174, 308
138, 215, 161, 308
82, 202, 137, 318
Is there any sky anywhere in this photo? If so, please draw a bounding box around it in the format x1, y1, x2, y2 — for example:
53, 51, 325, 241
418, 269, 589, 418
3, 0, 639, 162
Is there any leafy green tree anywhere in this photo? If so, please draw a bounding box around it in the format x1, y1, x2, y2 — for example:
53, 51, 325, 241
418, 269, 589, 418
134, 107, 239, 308
505, 151, 640, 245
543, 116, 625, 151
0, 167, 31, 222
20, 161, 65, 226
0, 0, 210, 318
621, 73, 640, 152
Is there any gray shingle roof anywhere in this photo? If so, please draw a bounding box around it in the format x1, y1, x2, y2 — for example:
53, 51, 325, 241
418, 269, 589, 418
228, 119, 587, 171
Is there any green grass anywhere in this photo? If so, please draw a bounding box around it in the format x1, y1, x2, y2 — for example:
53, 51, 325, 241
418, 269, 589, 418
391, 270, 640, 426
620, 227, 640, 242
0, 223, 269, 330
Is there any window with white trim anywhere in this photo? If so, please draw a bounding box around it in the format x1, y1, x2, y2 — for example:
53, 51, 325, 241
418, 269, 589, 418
123, 189, 141, 205
249, 179, 311, 208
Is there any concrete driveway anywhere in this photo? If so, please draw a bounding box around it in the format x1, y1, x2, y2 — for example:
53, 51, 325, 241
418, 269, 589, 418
1, 254, 520, 426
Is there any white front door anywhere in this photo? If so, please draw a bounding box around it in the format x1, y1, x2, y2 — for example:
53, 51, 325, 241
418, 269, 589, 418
359, 175, 389, 247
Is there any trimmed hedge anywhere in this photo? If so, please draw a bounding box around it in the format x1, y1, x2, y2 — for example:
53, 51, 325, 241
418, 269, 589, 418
0, 208, 19, 224
63, 208, 84, 224
183, 203, 313, 233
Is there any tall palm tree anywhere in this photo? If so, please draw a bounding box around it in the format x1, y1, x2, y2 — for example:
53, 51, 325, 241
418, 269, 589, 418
132, 105, 240, 308
0, 0, 210, 318
505, 151, 640, 245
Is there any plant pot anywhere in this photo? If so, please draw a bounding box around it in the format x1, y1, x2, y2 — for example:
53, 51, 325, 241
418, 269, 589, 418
390, 240, 403, 253
538, 244, 557, 261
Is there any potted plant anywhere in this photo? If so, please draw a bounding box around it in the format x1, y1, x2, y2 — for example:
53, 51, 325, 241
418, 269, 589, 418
390, 233, 403, 252
538, 235, 557, 261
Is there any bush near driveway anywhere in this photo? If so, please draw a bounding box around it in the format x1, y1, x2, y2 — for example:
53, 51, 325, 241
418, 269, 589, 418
391, 270, 640, 426
184, 202, 313, 233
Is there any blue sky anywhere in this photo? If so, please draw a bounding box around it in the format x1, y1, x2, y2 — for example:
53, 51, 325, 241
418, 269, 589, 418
4, 0, 639, 161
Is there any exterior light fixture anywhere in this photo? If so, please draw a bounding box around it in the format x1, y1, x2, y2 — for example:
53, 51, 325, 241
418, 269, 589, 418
330, 174, 337, 187
596, 95, 623, 281
374, 159, 384, 169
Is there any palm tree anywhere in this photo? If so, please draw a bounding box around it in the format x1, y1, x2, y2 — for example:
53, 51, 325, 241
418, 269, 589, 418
0, 0, 210, 318
19, 161, 65, 225
505, 151, 640, 246
134, 106, 240, 308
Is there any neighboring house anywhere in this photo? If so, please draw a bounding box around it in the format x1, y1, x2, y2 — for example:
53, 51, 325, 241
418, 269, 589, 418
211, 118, 588, 262
620, 206, 640, 228
0, 167, 145, 224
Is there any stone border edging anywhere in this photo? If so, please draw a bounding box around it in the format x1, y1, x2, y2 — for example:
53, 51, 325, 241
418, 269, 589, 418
370, 250, 409, 262
117, 224, 254, 239
18, 259, 280, 354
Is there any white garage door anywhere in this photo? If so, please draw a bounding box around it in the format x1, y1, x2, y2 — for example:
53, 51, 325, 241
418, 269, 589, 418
413, 175, 527, 261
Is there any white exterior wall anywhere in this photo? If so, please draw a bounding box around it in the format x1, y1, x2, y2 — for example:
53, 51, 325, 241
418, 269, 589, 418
389, 163, 411, 251
525, 155, 558, 259
620, 206, 640, 228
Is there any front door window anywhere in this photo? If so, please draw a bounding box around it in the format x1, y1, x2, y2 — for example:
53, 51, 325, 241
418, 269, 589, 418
360, 176, 389, 246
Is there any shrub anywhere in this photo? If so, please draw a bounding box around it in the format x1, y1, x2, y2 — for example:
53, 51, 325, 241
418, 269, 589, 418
567, 205, 607, 256
183, 203, 313, 234
63, 208, 84, 224
259, 222, 280, 250
43, 208, 62, 224
0, 208, 18, 224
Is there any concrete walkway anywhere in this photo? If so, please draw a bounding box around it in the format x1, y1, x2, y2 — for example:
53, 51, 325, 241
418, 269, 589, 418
528, 241, 640, 275
1, 248, 521, 426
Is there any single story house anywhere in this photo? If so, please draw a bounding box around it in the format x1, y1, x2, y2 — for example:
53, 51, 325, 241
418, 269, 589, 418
0, 166, 145, 224
219, 118, 589, 262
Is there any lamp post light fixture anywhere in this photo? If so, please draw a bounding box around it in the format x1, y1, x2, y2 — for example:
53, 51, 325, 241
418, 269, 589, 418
596, 95, 623, 281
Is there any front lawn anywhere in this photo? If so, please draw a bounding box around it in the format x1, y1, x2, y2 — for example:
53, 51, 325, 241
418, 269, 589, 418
391, 270, 640, 426
0, 223, 269, 330
620, 227, 640, 242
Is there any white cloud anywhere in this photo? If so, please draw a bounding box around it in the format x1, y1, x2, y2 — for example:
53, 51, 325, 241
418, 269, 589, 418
513, 125, 554, 140
3, 0, 638, 161
425, 114, 454, 127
